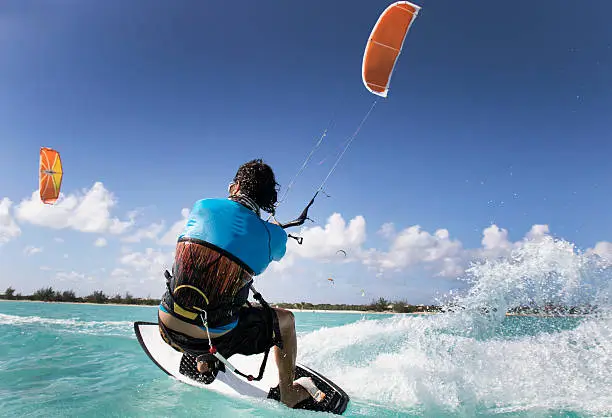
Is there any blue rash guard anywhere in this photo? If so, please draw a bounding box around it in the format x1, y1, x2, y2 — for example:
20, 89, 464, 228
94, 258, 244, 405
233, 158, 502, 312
160, 198, 287, 334
179, 198, 287, 274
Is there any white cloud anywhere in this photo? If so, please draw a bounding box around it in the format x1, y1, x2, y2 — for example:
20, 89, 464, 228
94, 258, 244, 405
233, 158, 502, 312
55, 270, 91, 282
269, 215, 557, 282
268, 212, 366, 273
94, 237, 108, 247
586, 241, 612, 263
14, 182, 135, 235
158, 208, 189, 246
54, 237, 64, 243
291, 213, 367, 259
23, 245, 43, 256
119, 247, 174, 282
378, 222, 396, 239
479, 224, 513, 258
365, 225, 465, 278
0, 198, 21, 245
526, 224, 550, 241
122, 221, 166, 243
111, 268, 130, 277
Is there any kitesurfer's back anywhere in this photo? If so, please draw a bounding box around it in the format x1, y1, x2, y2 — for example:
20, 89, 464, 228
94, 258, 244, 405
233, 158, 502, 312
157, 159, 315, 408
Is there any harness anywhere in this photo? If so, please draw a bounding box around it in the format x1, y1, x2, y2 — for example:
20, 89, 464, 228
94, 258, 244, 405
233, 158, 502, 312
161, 237, 282, 383
162, 237, 254, 327
162, 269, 280, 383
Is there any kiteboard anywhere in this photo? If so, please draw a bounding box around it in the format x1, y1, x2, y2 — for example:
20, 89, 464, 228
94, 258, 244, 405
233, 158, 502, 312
134, 321, 349, 415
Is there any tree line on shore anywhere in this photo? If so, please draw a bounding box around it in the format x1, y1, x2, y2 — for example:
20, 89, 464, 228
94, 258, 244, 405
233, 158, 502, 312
0, 286, 160, 306
0, 286, 436, 311
273, 299, 441, 313
0, 286, 597, 314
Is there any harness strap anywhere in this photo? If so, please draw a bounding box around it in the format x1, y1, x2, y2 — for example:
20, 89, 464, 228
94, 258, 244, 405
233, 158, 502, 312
163, 270, 248, 327
198, 283, 281, 382
162, 270, 282, 384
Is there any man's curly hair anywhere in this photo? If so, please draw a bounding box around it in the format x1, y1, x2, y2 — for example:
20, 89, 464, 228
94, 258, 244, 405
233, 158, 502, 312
232, 159, 279, 214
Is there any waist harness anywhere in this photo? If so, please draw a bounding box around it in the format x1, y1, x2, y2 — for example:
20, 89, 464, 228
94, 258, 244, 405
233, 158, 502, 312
162, 237, 254, 329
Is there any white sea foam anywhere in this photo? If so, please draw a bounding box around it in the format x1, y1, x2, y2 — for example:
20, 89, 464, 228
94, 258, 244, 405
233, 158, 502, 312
296, 236, 612, 415
0, 313, 133, 336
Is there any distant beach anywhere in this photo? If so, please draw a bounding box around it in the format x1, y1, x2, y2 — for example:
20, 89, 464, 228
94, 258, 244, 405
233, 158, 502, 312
0, 299, 594, 317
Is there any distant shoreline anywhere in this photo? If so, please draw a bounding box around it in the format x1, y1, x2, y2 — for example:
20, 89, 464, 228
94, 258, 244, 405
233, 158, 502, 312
284, 308, 437, 315
0, 299, 155, 308
0, 300, 590, 317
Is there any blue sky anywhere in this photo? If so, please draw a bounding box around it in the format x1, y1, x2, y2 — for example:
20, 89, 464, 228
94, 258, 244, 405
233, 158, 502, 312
1, 0, 611, 304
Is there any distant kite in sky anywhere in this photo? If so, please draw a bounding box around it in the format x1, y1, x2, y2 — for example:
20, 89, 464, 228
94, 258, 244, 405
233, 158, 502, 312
39, 147, 63, 205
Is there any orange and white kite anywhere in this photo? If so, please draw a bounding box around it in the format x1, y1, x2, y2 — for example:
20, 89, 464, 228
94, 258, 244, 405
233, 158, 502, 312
39, 147, 63, 204
362, 1, 421, 98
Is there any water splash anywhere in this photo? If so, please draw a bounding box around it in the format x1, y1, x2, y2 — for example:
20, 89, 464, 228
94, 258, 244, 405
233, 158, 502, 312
0, 313, 133, 336
296, 236, 612, 416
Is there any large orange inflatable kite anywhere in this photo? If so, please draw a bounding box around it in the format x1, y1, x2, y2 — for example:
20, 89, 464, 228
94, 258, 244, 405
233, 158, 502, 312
362, 1, 421, 98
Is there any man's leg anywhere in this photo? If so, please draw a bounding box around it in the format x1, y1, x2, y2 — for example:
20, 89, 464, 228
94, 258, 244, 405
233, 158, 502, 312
196, 307, 311, 408
273, 308, 310, 408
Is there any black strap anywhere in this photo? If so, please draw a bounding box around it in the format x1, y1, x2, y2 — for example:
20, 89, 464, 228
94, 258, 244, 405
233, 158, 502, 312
229, 284, 282, 382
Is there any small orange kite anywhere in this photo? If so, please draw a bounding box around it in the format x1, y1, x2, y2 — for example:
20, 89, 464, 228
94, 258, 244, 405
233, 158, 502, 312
39, 147, 63, 204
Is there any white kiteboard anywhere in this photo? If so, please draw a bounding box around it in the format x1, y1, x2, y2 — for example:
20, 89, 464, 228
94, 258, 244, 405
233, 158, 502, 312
134, 321, 349, 415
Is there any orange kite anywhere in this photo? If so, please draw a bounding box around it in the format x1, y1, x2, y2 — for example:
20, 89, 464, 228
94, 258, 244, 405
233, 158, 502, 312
362, 1, 421, 98
39, 147, 63, 204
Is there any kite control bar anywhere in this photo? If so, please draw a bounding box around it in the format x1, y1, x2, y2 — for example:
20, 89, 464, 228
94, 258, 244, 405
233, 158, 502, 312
278, 192, 317, 229
275, 193, 320, 245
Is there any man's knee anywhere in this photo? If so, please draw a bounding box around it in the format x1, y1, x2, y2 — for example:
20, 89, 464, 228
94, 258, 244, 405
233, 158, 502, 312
274, 308, 295, 332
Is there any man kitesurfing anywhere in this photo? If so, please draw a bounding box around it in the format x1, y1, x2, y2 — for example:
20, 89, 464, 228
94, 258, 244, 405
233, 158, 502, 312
146, 1, 422, 413
157, 159, 317, 408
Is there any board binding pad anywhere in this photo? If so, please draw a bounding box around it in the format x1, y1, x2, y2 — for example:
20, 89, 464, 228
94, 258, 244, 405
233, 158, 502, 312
134, 321, 349, 415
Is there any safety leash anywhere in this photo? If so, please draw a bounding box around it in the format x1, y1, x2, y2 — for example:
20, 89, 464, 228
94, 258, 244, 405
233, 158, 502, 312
196, 283, 276, 382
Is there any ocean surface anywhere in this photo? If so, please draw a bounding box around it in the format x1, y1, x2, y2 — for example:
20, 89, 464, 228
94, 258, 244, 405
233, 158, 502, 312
1, 237, 611, 417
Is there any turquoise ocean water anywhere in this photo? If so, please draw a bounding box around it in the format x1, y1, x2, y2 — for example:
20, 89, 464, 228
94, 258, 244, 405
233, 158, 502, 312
1, 237, 611, 417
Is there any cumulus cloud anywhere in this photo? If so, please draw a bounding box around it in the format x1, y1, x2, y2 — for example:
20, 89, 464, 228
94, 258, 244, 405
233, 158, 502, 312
291, 213, 366, 259
586, 241, 612, 263
94, 237, 108, 247
119, 247, 174, 282
378, 222, 396, 239
122, 221, 166, 243
0, 198, 21, 244
23, 245, 43, 256
121, 208, 188, 247
158, 208, 189, 245
111, 268, 131, 277
476, 223, 552, 260
14, 182, 135, 235
268, 213, 367, 273
54, 270, 93, 283
525, 224, 550, 240
365, 225, 465, 278
268, 213, 557, 282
